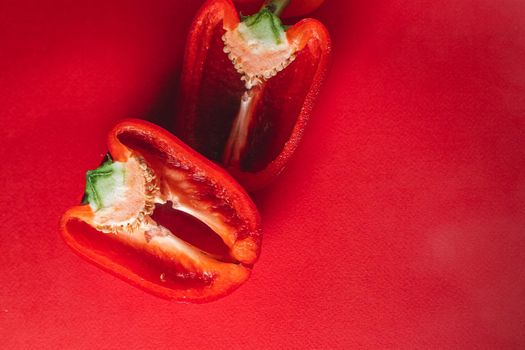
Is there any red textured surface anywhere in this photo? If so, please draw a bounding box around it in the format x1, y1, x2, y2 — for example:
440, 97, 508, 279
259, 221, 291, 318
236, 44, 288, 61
1, 0, 524, 348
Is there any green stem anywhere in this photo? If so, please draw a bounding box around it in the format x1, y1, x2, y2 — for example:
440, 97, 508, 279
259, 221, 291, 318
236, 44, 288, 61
261, 0, 290, 17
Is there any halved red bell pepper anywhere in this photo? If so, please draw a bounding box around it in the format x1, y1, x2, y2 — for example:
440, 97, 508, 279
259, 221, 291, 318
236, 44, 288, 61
60, 119, 261, 302
176, 0, 331, 191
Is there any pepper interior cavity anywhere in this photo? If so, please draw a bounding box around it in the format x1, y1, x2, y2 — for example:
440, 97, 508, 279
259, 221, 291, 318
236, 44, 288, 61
83, 154, 240, 264
220, 7, 299, 169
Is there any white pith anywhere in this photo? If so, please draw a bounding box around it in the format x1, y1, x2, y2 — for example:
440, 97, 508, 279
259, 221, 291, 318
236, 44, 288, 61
223, 87, 262, 166
222, 22, 297, 89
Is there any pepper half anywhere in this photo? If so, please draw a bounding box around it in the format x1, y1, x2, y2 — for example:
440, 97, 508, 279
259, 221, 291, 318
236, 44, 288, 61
176, 0, 331, 191
60, 119, 261, 302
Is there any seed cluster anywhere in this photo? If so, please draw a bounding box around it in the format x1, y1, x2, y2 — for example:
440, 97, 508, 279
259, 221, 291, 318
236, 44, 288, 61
222, 34, 296, 90
95, 157, 160, 234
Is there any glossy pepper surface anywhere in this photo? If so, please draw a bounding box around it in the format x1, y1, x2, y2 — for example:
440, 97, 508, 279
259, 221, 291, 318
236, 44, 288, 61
177, 0, 330, 191
61, 119, 262, 302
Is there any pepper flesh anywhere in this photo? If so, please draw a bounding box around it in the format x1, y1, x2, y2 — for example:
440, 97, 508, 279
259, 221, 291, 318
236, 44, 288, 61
176, 0, 330, 191
61, 119, 261, 302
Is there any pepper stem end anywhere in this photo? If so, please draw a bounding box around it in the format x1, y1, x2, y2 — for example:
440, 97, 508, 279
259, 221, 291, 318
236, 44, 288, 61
261, 0, 290, 17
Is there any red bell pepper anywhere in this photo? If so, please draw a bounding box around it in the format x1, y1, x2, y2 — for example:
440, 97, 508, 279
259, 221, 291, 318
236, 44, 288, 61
60, 119, 261, 302
176, 0, 331, 191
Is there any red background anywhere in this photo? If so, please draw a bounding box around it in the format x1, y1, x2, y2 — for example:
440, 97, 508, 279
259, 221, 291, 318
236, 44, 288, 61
1, 0, 524, 348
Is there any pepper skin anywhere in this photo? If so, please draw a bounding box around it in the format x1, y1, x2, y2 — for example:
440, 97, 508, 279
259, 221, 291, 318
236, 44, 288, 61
60, 119, 261, 302
176, 0, 330, 191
